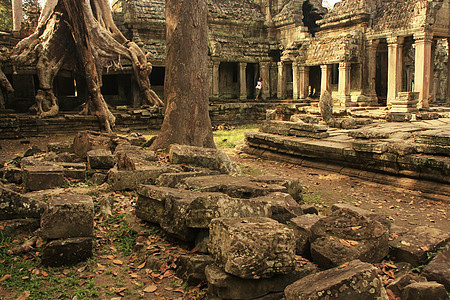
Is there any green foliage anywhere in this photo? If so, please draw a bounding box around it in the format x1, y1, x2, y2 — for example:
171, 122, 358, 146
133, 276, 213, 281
411, 242, 450, 273
0, 0, 12, 31
213, 124, 259, 148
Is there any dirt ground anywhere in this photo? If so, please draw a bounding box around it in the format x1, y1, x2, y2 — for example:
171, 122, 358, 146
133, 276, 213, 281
0, 133, 449, 299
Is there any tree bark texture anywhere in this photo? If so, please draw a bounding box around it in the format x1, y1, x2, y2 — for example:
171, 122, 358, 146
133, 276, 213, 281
11, 0, 163, 131
150, 0, 215, 150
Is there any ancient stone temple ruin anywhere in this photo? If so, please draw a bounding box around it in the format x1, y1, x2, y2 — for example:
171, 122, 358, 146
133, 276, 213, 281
1, 0, 449, 115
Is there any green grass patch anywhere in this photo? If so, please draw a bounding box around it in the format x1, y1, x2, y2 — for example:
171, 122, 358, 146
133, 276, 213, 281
213, 124, 260, 148
100, 214, 138, 256
0, 233, 99, 300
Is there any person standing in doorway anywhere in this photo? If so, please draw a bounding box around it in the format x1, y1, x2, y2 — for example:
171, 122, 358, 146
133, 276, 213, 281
255, 77, 263, 100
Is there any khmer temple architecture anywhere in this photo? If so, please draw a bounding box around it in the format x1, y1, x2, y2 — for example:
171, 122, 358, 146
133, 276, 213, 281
0, 0, 449, 113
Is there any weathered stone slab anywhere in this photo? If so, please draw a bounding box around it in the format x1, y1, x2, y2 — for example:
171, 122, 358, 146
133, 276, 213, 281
402, 282, 448, 300
22, 165, 65, 192
0, 218, 40, 237
415, 128, 450, 147
284, 260, 387, 300
252, 175, 303, 202
108, 164, 180, 191
423, 249, 450, 291
156, 170, 219, 188
290, 214, 324, 255
331, 203, 391, 230
260, 121, 329, 139
389, 226, 450, 266
73, 130, 129, 159
41, 237, 93, 267
176, 254, 214, 285
87, 149, 114, 170
352, 141, 388, 153
187, 194, 270, 229
2, 166, 22, 184
59, 162, 87, 180
206, 259, 318, 300
386, 272, 427, 298
310, 208, 389, 269
251, 192, 303, 223
169, 144, 241, 175
209, 217, 295, 279
47, 141, 73, 154
114, 144, 157, 171
180, 175, 287, 199
40, 194, 94, 239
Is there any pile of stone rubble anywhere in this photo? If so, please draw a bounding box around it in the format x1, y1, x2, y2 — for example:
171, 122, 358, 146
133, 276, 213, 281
0, 130, 449, 299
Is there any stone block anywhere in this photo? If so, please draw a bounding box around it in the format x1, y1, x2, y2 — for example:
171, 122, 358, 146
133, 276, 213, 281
402, 282, 448, 300
206, 260, 318, 300
72, 130, 129, 159
253, 175, 303, 202
0, 182, 44, 221
40, 194, 94, 239
389, 226, 450, 266
2, 166, 22, 184
41, 237, 93, 267
169, 144, 241, 175
422, 249, 450, 291
114, 144, 157, 171
252, 192, 303, 223
59, 162, 87, 180
310, 208, 389, 269
87, 149, 114, 170
290, 214, 324, 255
23, 165, 65, 191
209, 217, 295, 279
155, 170, 218, 188
284, 260, 387, 300
386, 272, 427, 298
108, 164, 180, 191
47, 141, 73, 154
331, 203, 391, 230
0, 218, 40, 237
176, 254, 214, 286
180, 175, 287, 199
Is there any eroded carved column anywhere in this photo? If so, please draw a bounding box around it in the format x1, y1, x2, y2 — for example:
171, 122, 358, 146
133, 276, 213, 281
338, 62, 351, 107
367, 39, 379, 98
212, 61, 220, 98
12, 0, 23, 32
292, 62, 299, 100
277, 61, 286, 99
299, 66, 309, 99
447, 38, 450, 105
414, 32, 433, 108
387, 36, 404, 106
239, 62, 247, 100
320, 64, 332, 95
260, 62, 270, 99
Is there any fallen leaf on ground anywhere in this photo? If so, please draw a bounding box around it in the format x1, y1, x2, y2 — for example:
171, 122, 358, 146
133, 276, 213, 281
113, 259, 123, 265
420, 246, 429, 251
137, 262, 146, 269
143, 284, 157, 293
0, 275, 11, 282
338, 262, 349, 269
15, 291, 30, 300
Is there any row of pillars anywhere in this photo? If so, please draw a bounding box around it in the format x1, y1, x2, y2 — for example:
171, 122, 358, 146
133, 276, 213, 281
209, 61, 271, 100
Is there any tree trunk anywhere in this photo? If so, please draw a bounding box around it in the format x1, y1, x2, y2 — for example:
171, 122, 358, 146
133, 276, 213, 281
150, 0, 215, 150
11, 0, 163, 132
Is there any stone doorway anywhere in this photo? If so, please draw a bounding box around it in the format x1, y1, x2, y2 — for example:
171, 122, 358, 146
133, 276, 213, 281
308, 66, 321, 99
246, 63, 259, 99
376, 40, 388, 106
219, 62, 239, 99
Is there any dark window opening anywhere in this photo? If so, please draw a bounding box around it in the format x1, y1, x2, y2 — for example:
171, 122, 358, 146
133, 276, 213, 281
232, 63, 238, 83
55, 76, 76, 96
269, 49, 281, 62
150, 67, 165, 86
101, 75, 119, 96
302, 0, 323, 37
331, 64, 339, 85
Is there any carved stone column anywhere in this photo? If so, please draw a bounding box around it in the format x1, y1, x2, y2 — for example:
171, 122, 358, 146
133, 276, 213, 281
277, 61, 286, 99
239, 62, 247, 100
367, 39, 379, 98
12, 0, 23, 32
447, 38, 450, 105
338, 62, 351, 106
292, 62, 299, 100
387, 36, 404, 106
414, 32, 433, 108
299, 66, 309, 99
320, 64, 332, 95
260, 62, 270, 99
212, 61, 220, 98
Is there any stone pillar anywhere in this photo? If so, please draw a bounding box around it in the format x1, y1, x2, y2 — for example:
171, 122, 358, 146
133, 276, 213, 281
447, 38, 450, 105
212, 61, 220, 98
367, 39, 379, 97
320, 64, 332, 95
387, 36, 404, 106
414, 32, 433, 108
338, 62, 351, 106
292, 62, 299, 100
12, 0, 22, 32
277, 61, 286, 99
260, 62, 270, 99
299, 66, 309, 99
208, 61, 213, 97
239, 62, 247, 100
